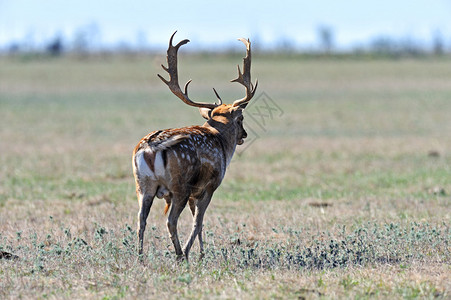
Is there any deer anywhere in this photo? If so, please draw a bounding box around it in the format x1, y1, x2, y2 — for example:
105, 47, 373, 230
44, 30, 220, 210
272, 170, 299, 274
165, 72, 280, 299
132, 31, 257, 261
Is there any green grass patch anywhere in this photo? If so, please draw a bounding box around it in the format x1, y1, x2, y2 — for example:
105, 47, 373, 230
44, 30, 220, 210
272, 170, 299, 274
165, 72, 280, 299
1, 55, 450, 298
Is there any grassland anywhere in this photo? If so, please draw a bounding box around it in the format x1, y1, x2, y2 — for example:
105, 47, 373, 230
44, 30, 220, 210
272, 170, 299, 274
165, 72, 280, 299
0, 53, 450, 299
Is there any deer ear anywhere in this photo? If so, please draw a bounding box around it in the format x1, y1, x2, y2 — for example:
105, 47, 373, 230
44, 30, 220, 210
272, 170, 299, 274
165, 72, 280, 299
198, 107, 212, 120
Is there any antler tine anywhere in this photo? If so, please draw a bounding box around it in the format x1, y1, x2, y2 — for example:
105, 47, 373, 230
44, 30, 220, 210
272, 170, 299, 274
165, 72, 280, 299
157, 31, 218, 110
212, 88, 223, 105
232, 38, 258, 108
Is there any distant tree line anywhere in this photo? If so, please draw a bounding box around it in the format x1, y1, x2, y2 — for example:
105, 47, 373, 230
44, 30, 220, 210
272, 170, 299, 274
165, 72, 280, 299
273, 26, 449, 58
2, 23, 450, 58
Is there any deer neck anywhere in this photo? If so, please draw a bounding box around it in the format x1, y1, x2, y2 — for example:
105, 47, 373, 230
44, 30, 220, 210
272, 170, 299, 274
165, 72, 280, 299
203, 118, 238, 166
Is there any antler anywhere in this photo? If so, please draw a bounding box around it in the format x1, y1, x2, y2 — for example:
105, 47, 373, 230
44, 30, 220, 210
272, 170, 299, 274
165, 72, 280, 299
158, 31, 218, 110
231, 38, 258, 108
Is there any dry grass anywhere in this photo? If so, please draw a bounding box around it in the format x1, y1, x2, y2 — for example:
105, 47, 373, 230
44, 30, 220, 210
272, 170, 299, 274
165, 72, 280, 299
1, 55, 450, 299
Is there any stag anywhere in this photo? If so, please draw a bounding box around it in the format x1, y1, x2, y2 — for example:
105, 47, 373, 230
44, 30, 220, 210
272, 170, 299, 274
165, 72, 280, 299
132, 32, 257, 260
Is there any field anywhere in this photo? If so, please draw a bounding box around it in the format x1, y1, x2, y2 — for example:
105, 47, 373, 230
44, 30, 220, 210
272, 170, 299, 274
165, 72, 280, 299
0, 53, 450, 299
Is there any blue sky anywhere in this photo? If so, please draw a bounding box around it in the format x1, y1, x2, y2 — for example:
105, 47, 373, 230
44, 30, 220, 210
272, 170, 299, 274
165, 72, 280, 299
1, 0, 451, 50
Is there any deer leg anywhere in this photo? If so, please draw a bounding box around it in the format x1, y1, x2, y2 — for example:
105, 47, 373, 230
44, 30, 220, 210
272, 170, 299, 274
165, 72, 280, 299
137, 192, 155, 255
198, 223, 205, 259
166, 197, 188, 260
188, 197, 204, 257
183, 194, 212, 260
188, 197, 196, 216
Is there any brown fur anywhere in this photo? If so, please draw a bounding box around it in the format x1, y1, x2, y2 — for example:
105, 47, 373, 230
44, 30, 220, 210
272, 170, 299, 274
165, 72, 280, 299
164, 203, 170, 215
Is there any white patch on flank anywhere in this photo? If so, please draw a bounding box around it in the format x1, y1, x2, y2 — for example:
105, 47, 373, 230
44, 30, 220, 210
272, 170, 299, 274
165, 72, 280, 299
154, 151, 165, 178
186, 154, 190, 161
136, 150, 155, 180
181, 153, 185, 159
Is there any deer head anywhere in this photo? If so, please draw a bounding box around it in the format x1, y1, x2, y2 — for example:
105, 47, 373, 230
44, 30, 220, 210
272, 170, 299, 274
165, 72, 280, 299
158, 31, 258, 146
